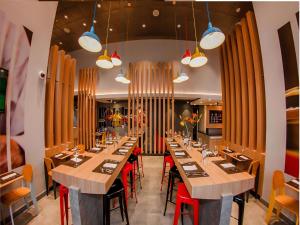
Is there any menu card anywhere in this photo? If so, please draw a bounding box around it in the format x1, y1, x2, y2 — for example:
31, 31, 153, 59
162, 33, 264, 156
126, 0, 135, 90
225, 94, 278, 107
181, 162, 209, 178
0, 171, 21, 184
93, 159, 120, 175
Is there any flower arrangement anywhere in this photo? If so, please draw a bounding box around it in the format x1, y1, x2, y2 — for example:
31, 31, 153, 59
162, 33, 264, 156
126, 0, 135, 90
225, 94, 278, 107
179, 112, 202, 137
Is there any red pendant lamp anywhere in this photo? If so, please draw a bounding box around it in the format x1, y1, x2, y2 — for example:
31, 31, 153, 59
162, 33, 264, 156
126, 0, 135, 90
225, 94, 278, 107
111, 51, 122, 66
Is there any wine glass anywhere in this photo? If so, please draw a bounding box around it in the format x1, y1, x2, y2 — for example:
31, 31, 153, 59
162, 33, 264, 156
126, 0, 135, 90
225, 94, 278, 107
74, 146, 79, 166
214, 145, 218, 156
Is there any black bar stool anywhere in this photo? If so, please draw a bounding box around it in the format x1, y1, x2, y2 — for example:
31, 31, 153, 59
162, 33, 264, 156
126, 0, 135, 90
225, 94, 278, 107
233, 194, 245, 225
103, 178, 130, 225
163, 165, 183, 216
128, 154, 142, 190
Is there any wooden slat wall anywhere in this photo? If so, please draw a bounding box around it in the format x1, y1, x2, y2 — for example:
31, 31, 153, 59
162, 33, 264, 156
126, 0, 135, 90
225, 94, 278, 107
78, 68, 97, 149
127, 61, 177, 155
220, 11, 265, 153
45, 45, 76, 151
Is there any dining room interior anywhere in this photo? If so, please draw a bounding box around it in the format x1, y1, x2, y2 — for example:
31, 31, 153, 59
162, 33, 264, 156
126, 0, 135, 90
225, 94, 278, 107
0, 0, 299, 225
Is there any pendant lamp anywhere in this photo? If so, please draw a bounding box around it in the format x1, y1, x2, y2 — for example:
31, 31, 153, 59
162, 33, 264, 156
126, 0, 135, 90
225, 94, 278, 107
181, 49, 191, 65
189, 46, 208, 68
78, 1, 102, 52
173, 71, 189, 83
111, 51, 122, 66
200, 2, 225, 50
96, 1, 114, 69
115, 69, 130, 84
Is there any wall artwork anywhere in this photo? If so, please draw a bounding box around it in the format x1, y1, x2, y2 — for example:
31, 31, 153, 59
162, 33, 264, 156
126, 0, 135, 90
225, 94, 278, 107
0, 10, 32, 173
278, 21, 299, 177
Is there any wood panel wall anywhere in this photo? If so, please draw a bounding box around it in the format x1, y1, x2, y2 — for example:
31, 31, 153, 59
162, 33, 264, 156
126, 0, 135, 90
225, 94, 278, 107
78, 68, 97, 150
45, 45, 76, 150
127, 61, 177, 155
220, 11, 266, 153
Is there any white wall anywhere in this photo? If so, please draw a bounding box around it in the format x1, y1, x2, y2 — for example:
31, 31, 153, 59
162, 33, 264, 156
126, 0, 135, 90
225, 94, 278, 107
253, 2, 299, 202
70, 39, 222, 100
0, 0, 57, 197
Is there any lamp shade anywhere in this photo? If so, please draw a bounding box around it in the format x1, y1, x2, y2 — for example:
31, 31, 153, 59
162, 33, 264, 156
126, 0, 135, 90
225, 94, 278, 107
115, 71, 130, 84
78, 26, 102, 52
111, 51, 122, 66
189, 47, 208, 68
200, 22, 225, 50
96, 49, 114, 69
173, 72, 189, 83
181, 49, 191, 65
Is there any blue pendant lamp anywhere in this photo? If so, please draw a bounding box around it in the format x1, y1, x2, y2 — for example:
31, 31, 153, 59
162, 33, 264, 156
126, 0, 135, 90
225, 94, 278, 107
78, 1, 102, 52
200, 2, 225, 50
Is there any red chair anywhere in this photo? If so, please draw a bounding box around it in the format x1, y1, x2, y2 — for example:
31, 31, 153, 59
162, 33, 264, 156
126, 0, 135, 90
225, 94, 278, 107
173, 183, 199, 225
59, 185, 69, 225
133, 147, 144, 177
160, 155, 174, 191
121, 162, 138, 203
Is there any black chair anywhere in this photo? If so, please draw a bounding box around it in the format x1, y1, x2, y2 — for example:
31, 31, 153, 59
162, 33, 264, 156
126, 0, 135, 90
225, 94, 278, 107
233, 194, 245, 225
128, 154, 142, 190
163, 165, 183, 216
103, 178, 129, 225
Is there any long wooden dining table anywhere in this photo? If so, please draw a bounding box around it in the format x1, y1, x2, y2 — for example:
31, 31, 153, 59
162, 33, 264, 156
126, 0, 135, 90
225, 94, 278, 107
52, 136, 137, 225
167, 136, 255, 225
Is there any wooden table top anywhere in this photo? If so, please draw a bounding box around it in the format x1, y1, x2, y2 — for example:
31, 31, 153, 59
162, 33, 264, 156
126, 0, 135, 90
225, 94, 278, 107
0, 171, 23, 189
285, 179, 299, 193
167, 137, 255, 200
52, 137, 137, 195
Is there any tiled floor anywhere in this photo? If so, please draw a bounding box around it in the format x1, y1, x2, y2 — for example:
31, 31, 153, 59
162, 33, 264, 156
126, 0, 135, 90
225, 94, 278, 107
10, 156, 291, 225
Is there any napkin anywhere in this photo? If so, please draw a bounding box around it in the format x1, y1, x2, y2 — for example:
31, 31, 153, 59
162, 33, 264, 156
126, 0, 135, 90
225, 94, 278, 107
119, 149, 129, 153
130, 137, 137, 141
193, 143, 201, 147
55, 153, 63, 158
239, 155, 249, 160
1, 173, 17, 180
175, 152, 185, 156
220, 163, 235, 169
106, 141, 113, 144
170, 144, 178, 147
71, 158, 82, 163
125, 143, 133, 146
183, 165, 197, 171
103, 163, 117, 169
91, 147, 101, 151
291, 179, 299, 185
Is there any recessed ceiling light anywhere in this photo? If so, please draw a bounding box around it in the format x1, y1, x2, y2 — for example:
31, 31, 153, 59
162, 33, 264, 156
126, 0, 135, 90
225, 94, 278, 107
153, 9, 159, 17
63, 27, 71, 34
142, 24, 146, 28
59, 41, 63, 45
109, 28, 113, 32
64, 15, 68, 19
94, 19, 97, 24
97, 3, 101, 8
236, 8, 241, 13
127, 2, 132, 7
55, 19, 58, 23
83, 22, 86, 27
177, 24, 181, 28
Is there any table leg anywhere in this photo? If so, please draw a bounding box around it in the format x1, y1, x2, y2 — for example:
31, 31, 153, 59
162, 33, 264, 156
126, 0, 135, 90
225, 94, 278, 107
69, 186, 104, 225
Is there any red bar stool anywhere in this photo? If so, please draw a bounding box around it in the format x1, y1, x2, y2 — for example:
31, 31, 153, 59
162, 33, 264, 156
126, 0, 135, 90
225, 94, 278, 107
121, 162, 138, 203
160, 152, 174, 191
173, 183, 199, 225
133, 147, 144, 177
59, 185, 69, 225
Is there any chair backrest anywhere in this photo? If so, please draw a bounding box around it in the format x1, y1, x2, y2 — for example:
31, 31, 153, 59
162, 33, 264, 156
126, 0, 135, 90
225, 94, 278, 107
272, 170, 285, 195
248, 160, 260, 176
44, 157, 55, 173
23, 164, 33, 183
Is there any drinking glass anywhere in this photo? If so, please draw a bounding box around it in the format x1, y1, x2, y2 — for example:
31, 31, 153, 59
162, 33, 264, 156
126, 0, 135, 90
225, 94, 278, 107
214, 145, 218, 156
74, 146, 79, 166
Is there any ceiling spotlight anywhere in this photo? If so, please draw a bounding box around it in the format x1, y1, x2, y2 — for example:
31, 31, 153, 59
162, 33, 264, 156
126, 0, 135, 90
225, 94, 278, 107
83, 22, 87, 27
109, 28, 113, 32
142, 24, 146, 28
127, 2, 132, 7
96, 49, 114, 69
63, 28, 71, 34
97, 3, 101, 8
153, 9, 159, 17
177, 24, 181, 28
94, 19, 97, 24
236, 8, 241, 13
59, 41, 63, 45
64, 15, 68, 19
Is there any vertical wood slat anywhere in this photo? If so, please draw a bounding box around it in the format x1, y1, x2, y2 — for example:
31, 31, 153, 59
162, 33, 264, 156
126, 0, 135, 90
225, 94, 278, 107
136, 64, 140, 137
132, 65, 135, 136
92, 69, 96, 147
162, 65, 166, 153
158, 64, 161, 154
167, 64, 170, 135
128, 65, 131, 136
153, 64, 157, 154
171, 65, 174, 135
45, 45, 59, 148
68, 59, 76, 143
149, 64, 153, 154
220, 48, 226, 141
226, 35, 236, 144
246, 11, 266, 153
141, 63, 144, 151
231, 34, 242, 145
235, 25, 249, 148
78, 70, 82, 144
145, 63, 149, 154
241, 18, 257, 150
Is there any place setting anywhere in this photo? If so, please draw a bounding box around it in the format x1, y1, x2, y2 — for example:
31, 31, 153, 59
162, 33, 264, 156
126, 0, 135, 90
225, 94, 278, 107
0, 171, 22, 185
213, 160, 242, 174
86, 146, 105, 154
174, 150, 191, 159
180, 162, 209, 178
93, 159, 120, 175
123, 142, 134, 147
63, 153, 92, 168
113, 148, 130, 155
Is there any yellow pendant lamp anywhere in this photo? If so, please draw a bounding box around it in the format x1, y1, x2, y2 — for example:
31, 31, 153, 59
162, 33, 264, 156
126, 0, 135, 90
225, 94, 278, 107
96, 1, 114, 69
189, 1, 207, 68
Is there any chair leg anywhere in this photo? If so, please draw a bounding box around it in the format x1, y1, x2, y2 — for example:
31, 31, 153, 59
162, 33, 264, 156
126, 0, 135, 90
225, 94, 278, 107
136, 160, 142, 190
129, 171, 133, 198
193, 201, 199, 225
246, 191, 249, 203
276, 205, 281, 220
140, 154, 144, 177
173, 201, 181, 225
237, 197, 245, 225
118, 195, 124, 221
60, 190, 65, 225
160, 160, 166, 191
170, 174, 175, 202
24, 197, 29, 210
9, 205, 14, 225
53, 181, 57, 199
181, 204, 184, 225
64, 191, 69, 225
105, 198, 110, 225
164, 172, 172, 216
265, 192, 275, 224
122, 191, 130, 225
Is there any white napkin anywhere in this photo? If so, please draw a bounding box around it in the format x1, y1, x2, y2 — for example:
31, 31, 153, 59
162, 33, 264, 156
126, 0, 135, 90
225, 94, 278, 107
55, 153, 63, 158
291, 179, 299, 185
167, 138, 173, 142
130, 137, 137, 141
220, 163, 235, 169
106, 141, 113, 144
175, 152, 185, 156
193, 143, 201, 147
92, 147, 101, 151
119, 149, 129, 153
103, 163, 117, 169
183, 165, 197, 171
239, 155, 248, 160
170, 144, 178, 147
71, 158, 82, 163
125, 143, 133, 146
1, 173, 17, 180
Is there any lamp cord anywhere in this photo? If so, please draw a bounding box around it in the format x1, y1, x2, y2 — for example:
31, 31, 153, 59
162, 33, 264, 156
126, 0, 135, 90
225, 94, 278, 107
192, 1, 198, 47
206, 2, 211, 23
105, 1, 112, 50
92, 0, 97, 27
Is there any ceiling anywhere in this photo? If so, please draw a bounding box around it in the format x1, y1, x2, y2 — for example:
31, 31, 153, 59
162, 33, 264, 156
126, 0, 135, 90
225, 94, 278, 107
50, 0, 253, 52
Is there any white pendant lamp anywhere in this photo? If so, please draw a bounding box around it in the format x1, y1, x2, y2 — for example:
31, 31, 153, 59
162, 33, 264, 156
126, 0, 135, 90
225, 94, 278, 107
173, 71, 189, 83
200, 3, 225, 50
189, 46, 208, 68
115, 69, 130, 84
96, 49, 113, 69
111, 51, 122, 66
78, 1, 102, 52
